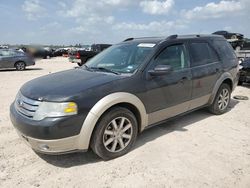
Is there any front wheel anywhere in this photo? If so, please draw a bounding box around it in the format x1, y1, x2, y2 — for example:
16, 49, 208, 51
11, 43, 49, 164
91, 107, 138, 160
209, 83, 231, 115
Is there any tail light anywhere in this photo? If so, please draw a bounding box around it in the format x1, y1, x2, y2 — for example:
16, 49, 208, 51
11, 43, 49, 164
76, 52, 80, 59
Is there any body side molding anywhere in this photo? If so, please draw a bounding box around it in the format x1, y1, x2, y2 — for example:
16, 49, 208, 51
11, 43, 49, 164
77, 92, 148, 150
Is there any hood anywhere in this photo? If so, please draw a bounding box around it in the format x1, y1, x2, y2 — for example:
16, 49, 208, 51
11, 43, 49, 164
20, 69, 124, 102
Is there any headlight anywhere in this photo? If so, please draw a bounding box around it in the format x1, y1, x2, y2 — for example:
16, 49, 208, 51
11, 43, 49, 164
33, 102, 78, 120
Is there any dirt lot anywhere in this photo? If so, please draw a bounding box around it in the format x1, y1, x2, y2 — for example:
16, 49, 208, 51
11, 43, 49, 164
0, 57, 250, 188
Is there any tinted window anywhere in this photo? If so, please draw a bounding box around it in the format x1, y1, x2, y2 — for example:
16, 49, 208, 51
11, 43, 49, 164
0, 50, 12, 56
213, 40, 237, 60
189, 42, 219, 67
154, 44, 187, 70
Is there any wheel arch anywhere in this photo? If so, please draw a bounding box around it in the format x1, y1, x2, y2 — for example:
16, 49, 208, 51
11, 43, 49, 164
14, 61, 26, 67
208, 73, 233, 105
77, 92, 148, 150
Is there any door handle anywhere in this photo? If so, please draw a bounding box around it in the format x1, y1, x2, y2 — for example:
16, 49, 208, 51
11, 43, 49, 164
215, 68, 221, 73
179, 77, 188, 84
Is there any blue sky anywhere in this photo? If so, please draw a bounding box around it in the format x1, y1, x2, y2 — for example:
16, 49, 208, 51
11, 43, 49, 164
0, 0, 249, 45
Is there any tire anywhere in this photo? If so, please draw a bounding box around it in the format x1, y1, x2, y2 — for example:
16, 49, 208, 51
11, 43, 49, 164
235, 46, 241, 51
238, 80, 243, 85
44, 55, 50, 59
15, 61, 26, 71
77, 62, 83, 66
209, 83, 231, 115
91, 107, 138, 160
231, 35, 237, 39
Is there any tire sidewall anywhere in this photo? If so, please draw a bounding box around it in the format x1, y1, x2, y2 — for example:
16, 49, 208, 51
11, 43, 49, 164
91, 107, 138, 160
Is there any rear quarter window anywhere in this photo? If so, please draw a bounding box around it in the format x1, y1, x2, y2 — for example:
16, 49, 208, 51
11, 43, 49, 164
213, 40, 237, 60
189, 42, 219, 67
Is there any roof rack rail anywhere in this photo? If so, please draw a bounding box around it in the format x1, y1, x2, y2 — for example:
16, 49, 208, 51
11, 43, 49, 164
166, 35, 178, 40
123, 38, 134, 42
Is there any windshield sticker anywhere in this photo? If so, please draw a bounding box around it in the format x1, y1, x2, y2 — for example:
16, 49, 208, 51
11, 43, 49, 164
137, 43, 156, 48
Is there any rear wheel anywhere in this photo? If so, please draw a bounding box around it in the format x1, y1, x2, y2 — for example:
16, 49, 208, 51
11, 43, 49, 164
91, 107, 138, 160
209, 83, 231, 115
15, 61, 26, 71
238, 80, 243, 85
235, 46, 241, 51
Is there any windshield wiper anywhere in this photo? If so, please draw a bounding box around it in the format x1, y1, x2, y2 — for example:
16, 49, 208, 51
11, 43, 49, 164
89, 67, 121, 75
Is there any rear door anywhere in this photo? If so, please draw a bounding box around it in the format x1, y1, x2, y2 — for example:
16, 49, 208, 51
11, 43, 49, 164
0, 50, 13, 68
188, 40, 222, 109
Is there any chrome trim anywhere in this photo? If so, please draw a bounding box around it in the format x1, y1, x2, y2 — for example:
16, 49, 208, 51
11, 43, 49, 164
15, 93, 41, 119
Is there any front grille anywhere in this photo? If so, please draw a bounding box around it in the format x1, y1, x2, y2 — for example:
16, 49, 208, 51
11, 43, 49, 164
15, 93, 41, 119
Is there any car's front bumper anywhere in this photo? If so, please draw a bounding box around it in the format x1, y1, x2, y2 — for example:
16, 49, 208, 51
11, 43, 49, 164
16, 130, 84, 154
10, 103, 88, 154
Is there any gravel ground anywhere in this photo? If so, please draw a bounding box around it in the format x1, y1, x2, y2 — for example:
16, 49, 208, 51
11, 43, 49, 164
0, 57, 250, 188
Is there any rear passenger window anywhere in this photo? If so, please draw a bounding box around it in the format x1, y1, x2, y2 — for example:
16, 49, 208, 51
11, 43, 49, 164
213, 40, 237, 60
189, 42, 219, 67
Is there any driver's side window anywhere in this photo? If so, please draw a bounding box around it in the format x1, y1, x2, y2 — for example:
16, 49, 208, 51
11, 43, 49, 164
154, 44, 188, 71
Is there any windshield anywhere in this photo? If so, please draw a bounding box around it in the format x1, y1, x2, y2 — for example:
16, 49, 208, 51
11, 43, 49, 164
85, 42, 155, 74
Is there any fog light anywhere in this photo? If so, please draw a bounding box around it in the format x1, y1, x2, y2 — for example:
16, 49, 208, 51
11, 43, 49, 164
39, 144, 50, 151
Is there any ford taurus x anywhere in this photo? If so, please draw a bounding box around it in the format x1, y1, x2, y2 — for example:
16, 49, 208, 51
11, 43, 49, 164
10, 35, 239, 160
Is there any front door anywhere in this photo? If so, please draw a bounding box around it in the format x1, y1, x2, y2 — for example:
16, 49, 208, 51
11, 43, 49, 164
144, 43, 192, 125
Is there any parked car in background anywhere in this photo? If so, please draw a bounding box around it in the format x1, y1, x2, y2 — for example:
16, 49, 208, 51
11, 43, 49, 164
0, 49, 35, 70
10, 34, 238, 160
213, 31, 244, 40
234, 39, 250, 51
53, 48, 68, 57
30, 48, 53, 59
238, 58, 250, 85
69, 44, 111, 66
0, 45, 9, 49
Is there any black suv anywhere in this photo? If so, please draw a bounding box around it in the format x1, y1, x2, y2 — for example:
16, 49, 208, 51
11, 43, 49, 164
10, 35, 239, 160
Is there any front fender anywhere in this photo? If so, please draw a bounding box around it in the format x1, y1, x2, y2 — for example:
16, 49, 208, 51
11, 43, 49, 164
77, 92, 148, 150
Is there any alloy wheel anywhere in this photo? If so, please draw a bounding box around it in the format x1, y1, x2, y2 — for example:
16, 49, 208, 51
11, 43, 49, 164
103, 117, 133, 153
218, 88, 230, 110
16, 62, 25, 70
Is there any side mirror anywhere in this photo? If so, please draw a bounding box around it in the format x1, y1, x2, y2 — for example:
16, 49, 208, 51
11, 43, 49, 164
148, 65, 172, 76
